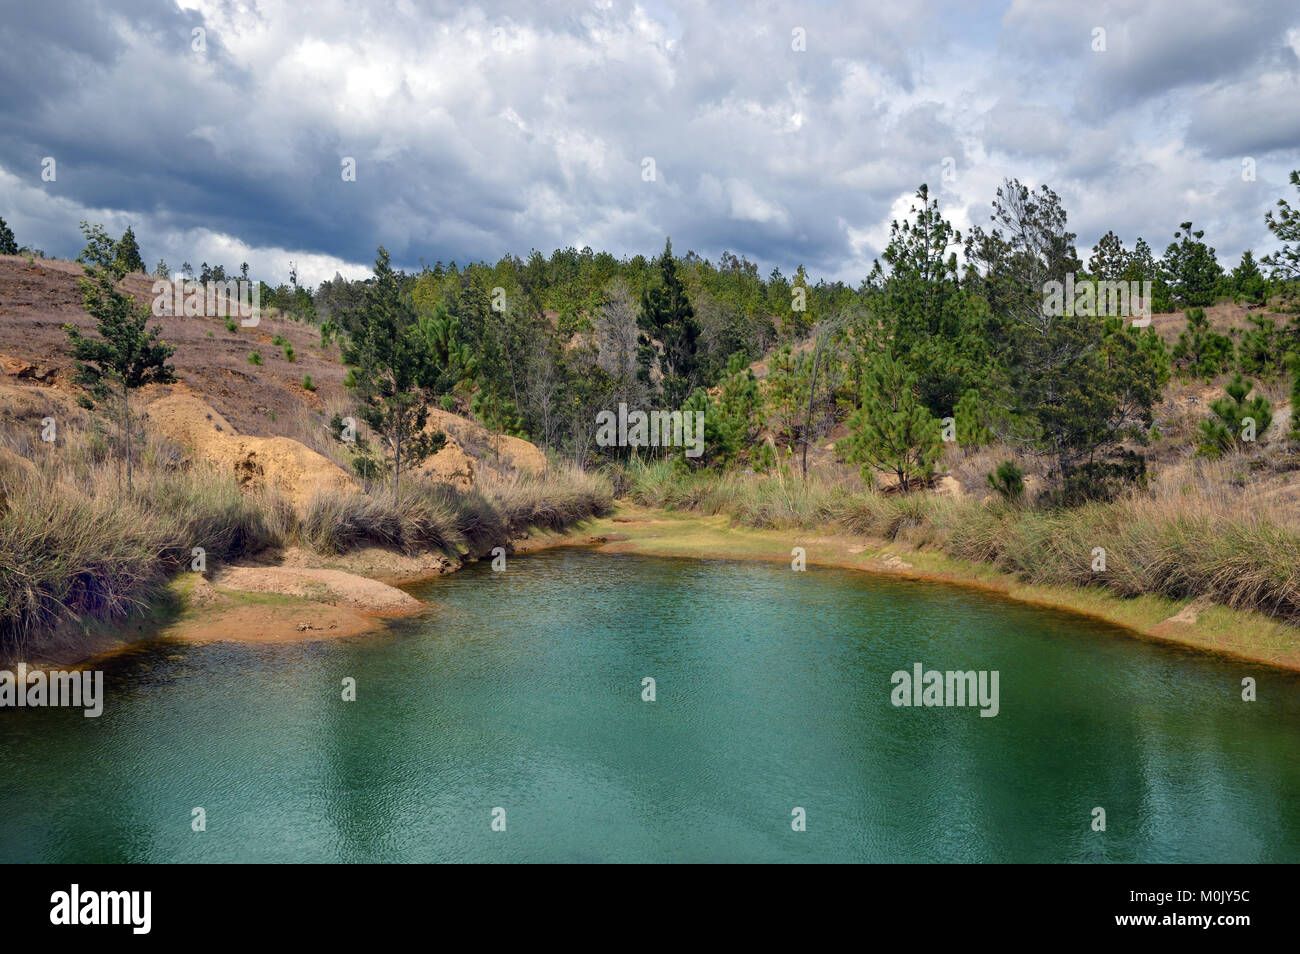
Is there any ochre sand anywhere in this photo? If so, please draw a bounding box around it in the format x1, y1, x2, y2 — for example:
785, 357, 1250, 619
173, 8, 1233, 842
29, 504, 1300, 673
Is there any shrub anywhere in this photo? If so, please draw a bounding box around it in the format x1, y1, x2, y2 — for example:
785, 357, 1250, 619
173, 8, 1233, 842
1198, 374, 1272, 457
1172, 307, 1234, 379
986, 461, 1025, 501
1060, 450, 1147, 505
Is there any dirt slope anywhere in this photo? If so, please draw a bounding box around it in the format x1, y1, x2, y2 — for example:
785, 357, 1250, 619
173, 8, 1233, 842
0, 255, 551, 492
417, 406, 547, 488
144, 391, 357, 509
0, 255, 348, 437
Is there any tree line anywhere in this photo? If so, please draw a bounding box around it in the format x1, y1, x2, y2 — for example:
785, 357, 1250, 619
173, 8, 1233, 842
22, 167, 1300, 502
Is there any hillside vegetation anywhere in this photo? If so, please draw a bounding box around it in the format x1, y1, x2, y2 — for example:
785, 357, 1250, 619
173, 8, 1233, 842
1, 171, 1299, 655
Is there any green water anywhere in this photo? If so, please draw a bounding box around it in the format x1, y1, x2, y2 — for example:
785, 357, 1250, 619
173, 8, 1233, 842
1, 548, 1297, 863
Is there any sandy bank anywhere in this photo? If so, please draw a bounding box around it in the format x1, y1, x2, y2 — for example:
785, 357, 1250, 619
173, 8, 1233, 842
211, 565, 423, 612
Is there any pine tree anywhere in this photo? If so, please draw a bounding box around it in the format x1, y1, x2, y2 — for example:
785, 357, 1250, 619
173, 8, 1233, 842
339, 247, 445, 498
868, 184, 980, 416
1133, 238, 1173, 313
0, 216, 17, 255
763, 344, 810, 451
1238, 313, 1284, 378
1198, 374, 1272, 457
1161, 221, 1224, 307
789, 264, 813, 337
874, 184, 963, 340
1262, 170, 1300, 295
964, 181, 1166, 498
1288, 351, 1300, 441
953, 389, 992, 448
637, 238, 700, 408
1089, 232, 1170, 311
681, 352, 762, 470
63, 243, 176, 490
1172, 307, 1234, 379
1232, 250, 1266, 306
842, 349, 941, 491
986, 460, 1025, 501
414, 302, 477, 392
114, 227, 145, 275
1088, 230, 1128, 280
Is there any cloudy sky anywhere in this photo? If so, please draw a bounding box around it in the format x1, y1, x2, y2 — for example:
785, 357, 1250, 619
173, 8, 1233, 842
2, 0, 1298, 287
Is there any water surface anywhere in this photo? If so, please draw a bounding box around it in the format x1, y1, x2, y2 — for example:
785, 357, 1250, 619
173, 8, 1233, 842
1, 549, 1297, 862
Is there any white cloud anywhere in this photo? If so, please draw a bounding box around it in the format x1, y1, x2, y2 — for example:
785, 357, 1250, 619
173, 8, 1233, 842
0, 0, 1296, 287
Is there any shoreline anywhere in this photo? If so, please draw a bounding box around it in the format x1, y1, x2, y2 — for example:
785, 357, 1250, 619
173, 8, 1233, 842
557, 506, 1300, 674
10, 523, 601, 670
16, 503, 1300, 674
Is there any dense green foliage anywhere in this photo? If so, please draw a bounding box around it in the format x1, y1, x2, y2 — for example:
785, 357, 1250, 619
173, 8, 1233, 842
841, 349, 941, 489
987, 461, 1025, 501
1173, 307, 1234, 379
339, 248, 448, 495
637, 240, 701, 407
1161, 222, 1224, 308
1198, 374, 1272, 458
49, 169, 1300, 499
114, 227, 146, 275
0, 216, 16, 255
283, 170, 1294, 494
1232, 250, 1267, 306
1290, 351, 1300, 441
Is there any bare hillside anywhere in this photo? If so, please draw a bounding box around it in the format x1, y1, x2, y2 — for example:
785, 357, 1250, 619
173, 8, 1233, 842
0, 255, 347, 437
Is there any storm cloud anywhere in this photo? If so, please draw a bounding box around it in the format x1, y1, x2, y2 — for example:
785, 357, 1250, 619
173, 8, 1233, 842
1, 0, 1297, 286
